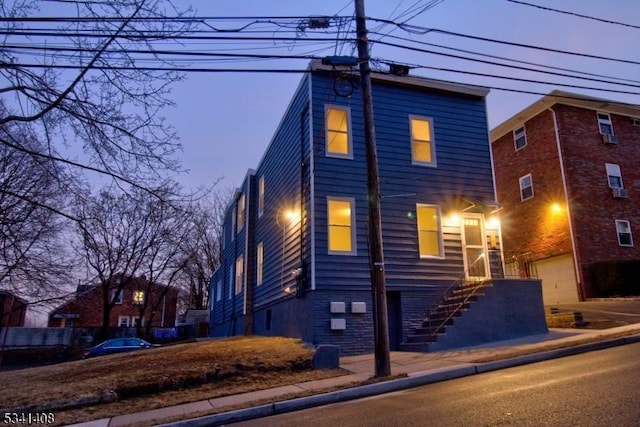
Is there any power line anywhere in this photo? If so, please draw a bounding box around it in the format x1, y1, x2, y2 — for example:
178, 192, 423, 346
506, 0, 640, 30
368, 19, 640, 66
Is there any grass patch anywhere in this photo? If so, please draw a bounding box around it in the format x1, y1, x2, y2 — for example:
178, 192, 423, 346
545, 312, 576, 328
0, 336, 348, 426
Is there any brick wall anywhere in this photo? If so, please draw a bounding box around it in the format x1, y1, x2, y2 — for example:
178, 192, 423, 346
555, 104, 640, 296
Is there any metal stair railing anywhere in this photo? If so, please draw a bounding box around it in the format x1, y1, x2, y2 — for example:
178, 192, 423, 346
425, 254, 488, 338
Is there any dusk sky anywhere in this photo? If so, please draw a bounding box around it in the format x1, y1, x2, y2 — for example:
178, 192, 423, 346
166, 0, 639, 193
32, 0, 639, 193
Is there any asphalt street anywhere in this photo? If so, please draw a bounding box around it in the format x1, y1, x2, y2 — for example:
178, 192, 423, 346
232, 341, 640, 427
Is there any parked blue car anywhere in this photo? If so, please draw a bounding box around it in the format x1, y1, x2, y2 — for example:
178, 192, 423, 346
82, 337, 156, 358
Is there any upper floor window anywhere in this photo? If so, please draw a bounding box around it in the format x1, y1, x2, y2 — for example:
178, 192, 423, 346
514, 126, 527, 150
410, 116, 436, 165
597, 112, 614, 135
231, 206, 236, 242
326, 105, 352, 158
519, 174, 534, 201
133, 290, 145, 305
327, 197, 356, 254
118, 316, 130, 327
256, 242, 264, 286
605, 163, 623, 188
235, 255, 244, 294
228, 267, 233, 300
258, 176, 265, 218
416, 204, 443, 257
237, 193, 246, 231
615, 220, 633, 247
112, 289, 123, 305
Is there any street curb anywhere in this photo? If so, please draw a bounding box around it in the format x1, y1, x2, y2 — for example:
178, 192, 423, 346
161, 333, 640, 427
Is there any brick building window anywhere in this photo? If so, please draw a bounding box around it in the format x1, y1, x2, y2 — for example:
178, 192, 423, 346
112, 289, 123, 305
616, 220, 633, 247
605, 163, 623, 188
597, 112, 614, 135
133, 290, 145, 305
514, 126, 527, 150
118, 316, 130, 327
519, 174, 534, 201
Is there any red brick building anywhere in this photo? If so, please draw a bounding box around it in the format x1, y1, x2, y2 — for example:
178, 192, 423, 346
48, 275, 179, 329
0, 291, 28, 327
491, 90, 640, 304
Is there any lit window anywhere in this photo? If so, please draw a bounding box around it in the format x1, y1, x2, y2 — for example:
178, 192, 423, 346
328, 197, 355, 254
597, 112, 614, 135
416, 205, 442, 257
133, 290, 145, 305
519, 174, 534, 201
257, 242, 264, 286
118, 316, 130, 327
237, 193, 246, 231
605, 163, 623, 189
616, 220, 633, 247
258, 176, 265, 218
235, 255, 244, 294
514, 126, 527, 150
410, 116, 436, 165
326, 105, 352, 157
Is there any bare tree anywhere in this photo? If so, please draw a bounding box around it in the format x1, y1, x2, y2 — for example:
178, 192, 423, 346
74, 183, 200, 339
0, 0, 194, 187
0, 112, 76, 302
0, 0, 197, 314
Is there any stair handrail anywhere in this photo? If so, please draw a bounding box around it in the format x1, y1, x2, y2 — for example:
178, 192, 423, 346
426, 253, 488, 337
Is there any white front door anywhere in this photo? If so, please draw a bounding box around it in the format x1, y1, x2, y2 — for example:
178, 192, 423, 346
461, 214, 488, 281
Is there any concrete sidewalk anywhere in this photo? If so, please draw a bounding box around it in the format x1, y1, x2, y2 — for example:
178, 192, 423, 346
69, 324, 640, 427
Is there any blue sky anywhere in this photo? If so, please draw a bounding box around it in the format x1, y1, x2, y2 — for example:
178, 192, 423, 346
158, 0, 640, 191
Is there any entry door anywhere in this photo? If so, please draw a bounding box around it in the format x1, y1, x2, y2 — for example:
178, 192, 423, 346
461, 215, 488, 281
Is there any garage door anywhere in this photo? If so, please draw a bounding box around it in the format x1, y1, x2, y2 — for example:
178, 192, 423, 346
535, 254, 579, 304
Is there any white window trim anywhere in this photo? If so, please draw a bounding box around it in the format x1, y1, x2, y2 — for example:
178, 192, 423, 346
112, 289, 124, 305
325, 104, 353, 159
410, 115, 437, 167
514, 126, 527, 151
228, 267, 233, 300
416, 204, 444, 259
327, 196, 357, 255
597, 112, 614, 135
118, 315, 130, 327
258, 176, 265, 218
615, 220, 634, 247
237, 193, 246, 231
132, 316, 144, 327
235, 255, 244, 295
519, 174, 534, 201
256, 242, 264, 286
231, 206, 236, 242
215, 279, 222, 302
605, 163, 624, 189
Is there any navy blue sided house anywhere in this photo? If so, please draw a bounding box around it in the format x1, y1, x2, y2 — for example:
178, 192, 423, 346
209, 60, 547, 355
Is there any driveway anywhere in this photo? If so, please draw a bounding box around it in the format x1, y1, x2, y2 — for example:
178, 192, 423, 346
547, 300, 640, 329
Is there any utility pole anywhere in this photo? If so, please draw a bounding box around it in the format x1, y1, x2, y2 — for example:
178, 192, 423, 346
355, 0, 391, 378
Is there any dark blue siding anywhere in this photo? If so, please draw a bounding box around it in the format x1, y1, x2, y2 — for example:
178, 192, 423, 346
311, 72, 494, 293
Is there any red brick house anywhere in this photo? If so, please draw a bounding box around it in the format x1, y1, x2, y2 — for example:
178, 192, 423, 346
48, 275, 179, 329
491, 90, 640, 304
0, 291, 28, 327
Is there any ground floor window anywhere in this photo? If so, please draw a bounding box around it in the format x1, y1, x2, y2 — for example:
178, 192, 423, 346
616, 220, 633, 246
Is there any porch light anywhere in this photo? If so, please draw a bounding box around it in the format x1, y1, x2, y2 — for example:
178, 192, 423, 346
551, 203, 562, 214
486, 217, 500, 230
445, 213, 460, 226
